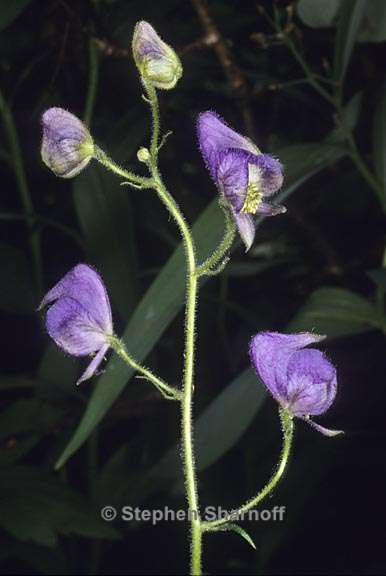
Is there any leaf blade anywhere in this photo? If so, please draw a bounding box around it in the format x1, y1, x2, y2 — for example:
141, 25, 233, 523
73, 166, 138, 318
334, 0, 367, 82
373, 82, 386, 196
287, 287, 381, 337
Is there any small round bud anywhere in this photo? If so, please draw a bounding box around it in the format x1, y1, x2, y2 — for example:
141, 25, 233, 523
132, 21, 182, 90
41, 108, 94, 178
137, 147, 151, 163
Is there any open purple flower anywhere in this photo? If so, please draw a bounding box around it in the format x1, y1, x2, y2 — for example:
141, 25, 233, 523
41, 108, 94, 178
38, 264, 113, 385
249, 331, 343, 436
197, 111, 285, 251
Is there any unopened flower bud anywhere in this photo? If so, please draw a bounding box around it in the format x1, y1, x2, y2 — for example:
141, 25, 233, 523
137, 147, 150, 163
41, 108, 94, 178
132, 21, 182, 90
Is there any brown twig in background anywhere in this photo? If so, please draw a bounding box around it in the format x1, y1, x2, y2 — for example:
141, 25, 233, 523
94, 37, 130, 59
179, 31, 219, 56
190, 0, 255, 137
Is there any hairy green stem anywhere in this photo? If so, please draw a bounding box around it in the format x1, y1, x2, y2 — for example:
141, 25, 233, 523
150, 169, 202, 576
94, 146, 152, 187
196, 202, 236, 277
144, 85, 202, 575
143, 82, 160, 161
202, 408, 294, 532
97, 80, 204, 573
109, 336, 181, 400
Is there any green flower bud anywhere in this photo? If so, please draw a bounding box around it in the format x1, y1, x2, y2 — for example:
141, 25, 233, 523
132, 21, 182, 90
137, 147, 151, 163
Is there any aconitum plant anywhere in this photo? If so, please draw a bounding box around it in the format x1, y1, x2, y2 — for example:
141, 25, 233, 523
38, 21, 343, 576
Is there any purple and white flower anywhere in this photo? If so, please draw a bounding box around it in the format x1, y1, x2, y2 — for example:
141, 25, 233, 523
41, 108, 94, 178
38, 264, 113, 385
132, 21, 182, 90
197, 111, 285, 251
249, 331, 343, 436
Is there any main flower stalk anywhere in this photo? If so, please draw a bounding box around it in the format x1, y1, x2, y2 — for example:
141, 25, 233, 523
144, 84, 203, 576
98, 83, 203, 575
155, 176, 202, 574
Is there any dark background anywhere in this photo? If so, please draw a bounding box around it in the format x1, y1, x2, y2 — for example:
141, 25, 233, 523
0, 0, 386, 574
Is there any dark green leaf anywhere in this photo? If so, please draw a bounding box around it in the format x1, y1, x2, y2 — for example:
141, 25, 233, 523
288, 287, 381, 337
0, 399, 64, 442
0, 0, 33, 31
334, 0, 367, 82
153, 368, 266, 480
368, 268, 386, 291
0, 436, 39, 467
298, 0, 386, 42
297, 0, 341, 28
329, 91, 363, 142
0, 467, 119, 546
373, 82, 386, 195
73, 166, 138, 318
37, 344, 81, 400
358, 0, 386, 42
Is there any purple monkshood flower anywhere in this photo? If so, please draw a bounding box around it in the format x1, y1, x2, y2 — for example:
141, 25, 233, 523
249, 332, 343, 436
41, 108, 94, 178
38, 264, 113, 385
132, 21, 182, 90
197, 111, 285, 251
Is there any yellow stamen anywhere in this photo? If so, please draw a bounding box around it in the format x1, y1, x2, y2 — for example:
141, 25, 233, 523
241, 183, 263, 214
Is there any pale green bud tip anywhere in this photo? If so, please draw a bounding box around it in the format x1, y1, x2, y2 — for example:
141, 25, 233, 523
132, 21, 182, 90
137, 147, 151, 163
41, 107, 95, 178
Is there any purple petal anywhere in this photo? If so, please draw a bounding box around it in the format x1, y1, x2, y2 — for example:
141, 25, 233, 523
76, 344, 109, 386
302, 417, 344, 437
285, 349, 337, 416
46, 297, 108, 356
217, 148, 250, 211
39, 264, 112, 335
249, 332, 325, 407
197, 111, 259, 179
256, 201, 287, 216
249, 154, 284, 197
231, 210, 256, 252
133, 21, 166, 59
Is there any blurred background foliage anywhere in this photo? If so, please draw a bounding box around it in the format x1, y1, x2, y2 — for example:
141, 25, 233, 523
0, 0, 386, 574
